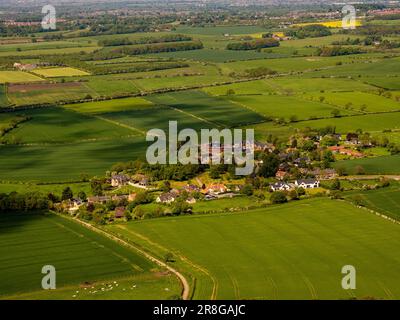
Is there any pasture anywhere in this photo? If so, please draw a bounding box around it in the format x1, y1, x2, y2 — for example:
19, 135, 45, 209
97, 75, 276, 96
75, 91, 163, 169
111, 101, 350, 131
0, 137, 149, 182
3, 107, 136, 144
0, 71, 43, 84
7, 82, 90, 106
304, 92, 400, 113
0, 213, 160, 298
228, 94, 353, 121
334, 155, 400, 175
32, 67, 90, 78
64, 97, 153, 114
108, 198, 400, 299
345, 186, 400, 221
0, 84, 8, 107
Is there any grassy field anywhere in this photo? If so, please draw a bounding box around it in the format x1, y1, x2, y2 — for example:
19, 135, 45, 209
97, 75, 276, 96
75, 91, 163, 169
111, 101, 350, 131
0, 137, 149, 182
0, 71, 43, 84
64, 97, 153, 114
345, 186, 400, 221
304, 91, 400, 113
0, 213, 177, 299
3, 107, 136, 144
108, 198, 400, 299
0, 182, 91, 197
7, 82, 91, 106
32, 67, 90, 78
334, 155, 400, 175
228, 94, 354, 121
146, 90, 266, 127
202, 80, 274, 96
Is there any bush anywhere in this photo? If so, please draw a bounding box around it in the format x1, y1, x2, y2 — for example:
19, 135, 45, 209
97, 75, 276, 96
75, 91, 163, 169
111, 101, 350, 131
270, 191, 288, 204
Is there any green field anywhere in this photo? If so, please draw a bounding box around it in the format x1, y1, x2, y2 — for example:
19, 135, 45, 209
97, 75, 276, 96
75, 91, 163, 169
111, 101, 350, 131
0, 71, 43, 84
64, 97, 153, 114
202, 80, 274, 96
345, 186, 400, 221
334, 155, 400, 175
32, 67, 90, 78
147, 91, 266, 127
3, 107, 136, 144
108, 198, 400, 299
304, 91, 400, 113
0, 213, 176, 299
228, 94, 353, 121
0, 137, 149, 182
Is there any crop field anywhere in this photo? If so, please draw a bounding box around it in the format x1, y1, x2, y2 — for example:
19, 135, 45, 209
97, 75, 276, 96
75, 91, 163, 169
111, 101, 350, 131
304, 92, 400, 113
0, 46, 99, 57
333, 155, 400, 175
0, 213, 160, 298
3, 107, 136, 144
202, 80, 274, 96
293, 112, 400, 132
146, 91, 266, 127
7, 82, 90, 106
0, 40, 96, 53
100, 106, 215, 133
173, 25, 268, 35
0, 137, 149, 182
84, 78, 140, 97
108, 198, 400, 299
345, 187, 400, 221
32, 67, 90, 78
228, 94, 354, 121
0, 71, 43, 84
64, 97, 153, 114
361, 77, 400, 90
292, 20, 363, 28
265, 77, 376, 93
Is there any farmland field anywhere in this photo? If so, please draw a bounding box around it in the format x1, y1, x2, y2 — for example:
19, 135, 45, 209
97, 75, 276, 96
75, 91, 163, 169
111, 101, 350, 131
227, 94, 354, 121
32, 67, 90, 78
0, 84, 8, 107
146, 91, 266, 127
0, 71, 43, 84
345, 187, 400, 221
0, 213, 180, 299
3, 107, 136, 144
7, 82, 91, 106
108, 198, 400, 299
333, 155, 400, 175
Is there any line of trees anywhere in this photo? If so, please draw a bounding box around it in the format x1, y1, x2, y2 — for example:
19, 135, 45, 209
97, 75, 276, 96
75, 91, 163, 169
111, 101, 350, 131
0, 192, 51, 212
113, 40, 204, 55
286, 24, 332, 39
226, 38, 279, 50
317, 46, 365, 57
99, 34, 193, 47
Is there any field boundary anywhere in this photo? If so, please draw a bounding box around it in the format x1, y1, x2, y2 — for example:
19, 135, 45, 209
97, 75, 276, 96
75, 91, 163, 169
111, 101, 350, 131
57, 213, 190, 300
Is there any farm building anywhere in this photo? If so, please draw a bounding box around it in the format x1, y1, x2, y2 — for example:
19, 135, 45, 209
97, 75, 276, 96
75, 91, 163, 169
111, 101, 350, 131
270, 182, 293, 191
206, 183, 228, 195
111, 174, 130, 187
156, 192, 177, 204
115, 207, 126, 219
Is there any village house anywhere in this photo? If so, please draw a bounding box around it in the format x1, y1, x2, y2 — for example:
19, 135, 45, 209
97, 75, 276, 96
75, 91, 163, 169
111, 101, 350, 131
66, 198, 83, 213
87, 195, 111, 204
186, 197, 197, 204
205, 183, 228, 195
345, 133, 360, 145
114, 207, 126, 219
275, 170, 289, 180
270, 182, 294, 192
182, 184, 200, 193
156, 192, 177, 204
328, 146, 364, 158
111, 174, 130, 187
302, 168, 337, 180
294, 179, 320, 189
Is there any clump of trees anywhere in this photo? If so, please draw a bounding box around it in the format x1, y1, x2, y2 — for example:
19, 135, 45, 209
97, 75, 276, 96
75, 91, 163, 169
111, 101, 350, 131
0, 192, 52, 212
317, 46, 364, 57
113, 40, 204, 56
99, 34, 192, 47
226, 38, 279, 50
286, 25, 332, 39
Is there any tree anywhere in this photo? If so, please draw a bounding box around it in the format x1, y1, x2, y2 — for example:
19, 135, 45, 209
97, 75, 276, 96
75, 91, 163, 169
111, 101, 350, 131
331, 109, 341, 118
288, 189, 299, 200
164, 252, 175, 263
61, 187, 73, 201
258, 153, 280, 178
331, 179, 341, 190
91, 179, 103, 196
226, 89, 235, 95
160, 181, 171, 192
270, 191, 287, 204
240, 184, 254, 196
77, 191, 87, 201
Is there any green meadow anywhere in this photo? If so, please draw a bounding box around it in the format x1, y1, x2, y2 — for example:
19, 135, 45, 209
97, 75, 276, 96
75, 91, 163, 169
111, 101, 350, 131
108, 198, 400, 299
0, 213, 160, 298
334, 155, 400, 175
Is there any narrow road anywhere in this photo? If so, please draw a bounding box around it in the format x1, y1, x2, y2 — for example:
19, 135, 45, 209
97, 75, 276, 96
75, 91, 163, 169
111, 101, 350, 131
59, 215, 190, 300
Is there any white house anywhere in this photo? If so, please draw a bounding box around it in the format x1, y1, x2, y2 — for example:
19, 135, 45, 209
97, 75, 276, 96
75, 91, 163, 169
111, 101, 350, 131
270, 182, 294, 192
294, 179, 320, 189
